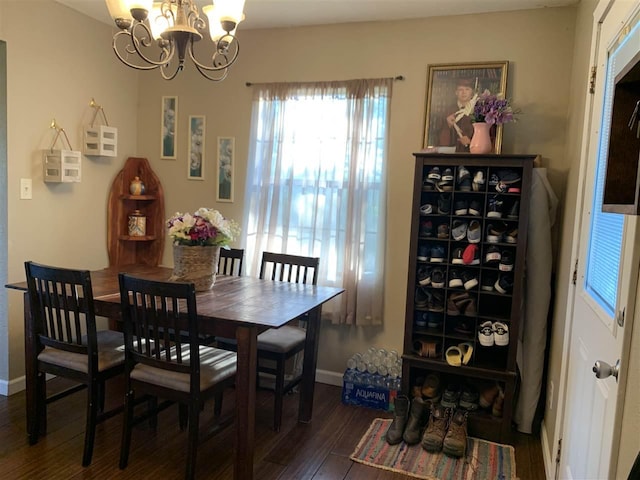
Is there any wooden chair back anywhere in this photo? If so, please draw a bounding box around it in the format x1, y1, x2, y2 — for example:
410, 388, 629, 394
259, 252, 319, 285
218, 248, 244, 276
25, 261, 98, 371
118, 274, 201, 382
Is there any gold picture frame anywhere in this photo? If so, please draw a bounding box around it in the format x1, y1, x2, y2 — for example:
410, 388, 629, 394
423, 61, 508, 153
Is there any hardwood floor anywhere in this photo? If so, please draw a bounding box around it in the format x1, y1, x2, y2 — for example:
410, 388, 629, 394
0, 377, 546, 479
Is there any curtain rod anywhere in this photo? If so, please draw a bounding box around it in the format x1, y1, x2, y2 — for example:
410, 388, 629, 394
245, 75, 404, 87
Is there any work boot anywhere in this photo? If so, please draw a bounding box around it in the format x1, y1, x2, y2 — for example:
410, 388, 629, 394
402, 397, 430, 445
442, 409, 468, 458
421, 404, 449, 452
385, 395, 409, 445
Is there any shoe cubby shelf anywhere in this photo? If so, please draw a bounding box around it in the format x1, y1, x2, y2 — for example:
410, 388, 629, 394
402, 153, 535, 444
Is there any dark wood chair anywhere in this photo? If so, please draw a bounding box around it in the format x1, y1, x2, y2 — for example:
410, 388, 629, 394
217, 247, 244, 276
24, 261, 125, 466
217, 251, 319, 431
118, 273, 237, 480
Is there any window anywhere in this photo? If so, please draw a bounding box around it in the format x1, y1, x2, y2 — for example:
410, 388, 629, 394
242, 79, 393, 325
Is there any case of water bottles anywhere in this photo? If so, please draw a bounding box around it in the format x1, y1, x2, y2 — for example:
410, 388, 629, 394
341, 347, 402, 412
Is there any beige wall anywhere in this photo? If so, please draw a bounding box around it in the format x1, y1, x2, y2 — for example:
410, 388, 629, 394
0, 0, 139, 387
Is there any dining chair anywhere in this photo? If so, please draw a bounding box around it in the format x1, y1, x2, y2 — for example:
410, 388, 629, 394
118, 273, 237, 480
217, 247, 244, 276
217, 251, 319, 431
24, 261, 126, 466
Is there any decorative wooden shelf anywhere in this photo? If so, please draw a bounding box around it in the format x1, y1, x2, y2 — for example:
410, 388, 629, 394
107, 157, 165, 266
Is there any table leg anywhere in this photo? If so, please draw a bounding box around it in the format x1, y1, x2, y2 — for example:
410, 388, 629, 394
23, 292, 38, 444
234, 325, 257, 480
299, 306, 321, 423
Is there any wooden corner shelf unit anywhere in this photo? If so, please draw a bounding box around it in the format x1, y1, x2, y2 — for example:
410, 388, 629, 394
107, 157, 165, 266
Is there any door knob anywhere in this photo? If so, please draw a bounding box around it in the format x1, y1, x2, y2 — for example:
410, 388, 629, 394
592, 359, 620, 381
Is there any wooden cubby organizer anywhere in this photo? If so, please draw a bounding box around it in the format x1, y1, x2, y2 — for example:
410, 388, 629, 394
402, 153, 535, 443
107, 157, 165, 266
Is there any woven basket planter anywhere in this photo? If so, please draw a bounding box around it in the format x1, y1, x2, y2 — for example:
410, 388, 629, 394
169, 244, 220, 291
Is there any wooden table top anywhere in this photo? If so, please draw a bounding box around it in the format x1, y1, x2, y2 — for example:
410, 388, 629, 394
7, 264, 344, 329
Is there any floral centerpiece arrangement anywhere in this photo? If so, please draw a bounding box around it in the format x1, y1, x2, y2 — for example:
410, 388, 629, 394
167, 207, 239, 247
472, 90, 517, 125
167, 207, 240, 290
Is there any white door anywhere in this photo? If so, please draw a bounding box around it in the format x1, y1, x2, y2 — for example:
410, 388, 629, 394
559, 2, 640, 479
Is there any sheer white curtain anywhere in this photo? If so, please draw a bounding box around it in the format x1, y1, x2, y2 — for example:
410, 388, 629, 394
242, 78, 392, 325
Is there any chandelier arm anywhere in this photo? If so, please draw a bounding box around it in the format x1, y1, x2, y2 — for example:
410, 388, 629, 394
188, 36, 240, 73
113, 25, 174, 69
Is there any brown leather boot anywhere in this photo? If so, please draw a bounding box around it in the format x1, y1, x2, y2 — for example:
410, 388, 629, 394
385, 395, 409, 445
421, 404, 449, 452
442, 409, 468, 458
402, 397, 430, 445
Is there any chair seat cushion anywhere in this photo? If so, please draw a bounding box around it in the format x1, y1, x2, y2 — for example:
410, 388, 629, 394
131, 346, 237, 393
37, 330, 125, 373
257, 326, 306, 353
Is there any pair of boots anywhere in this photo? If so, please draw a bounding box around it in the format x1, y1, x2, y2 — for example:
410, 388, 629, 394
385, 396, 468, 458
421, 404, 468, 458
385, 395, 430, 445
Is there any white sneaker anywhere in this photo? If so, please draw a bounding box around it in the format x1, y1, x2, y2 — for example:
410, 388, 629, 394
478, 321, 495, 347
472, 171, 485, 191
493, 322, 509, 346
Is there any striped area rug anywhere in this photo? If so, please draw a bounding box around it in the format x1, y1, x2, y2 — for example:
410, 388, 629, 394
350, 418, 517, 480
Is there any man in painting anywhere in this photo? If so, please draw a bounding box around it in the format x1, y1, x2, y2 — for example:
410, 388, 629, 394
439, 78, 478, 152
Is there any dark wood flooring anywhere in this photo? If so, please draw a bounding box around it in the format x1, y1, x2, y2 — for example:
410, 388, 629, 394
0, 377, 546, 479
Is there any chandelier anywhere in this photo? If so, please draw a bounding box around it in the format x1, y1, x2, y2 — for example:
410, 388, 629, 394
105, 0, 245, 81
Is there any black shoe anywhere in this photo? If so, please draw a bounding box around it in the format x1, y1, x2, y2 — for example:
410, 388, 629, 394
481, 272, 497, 292
459, 386, 479, 411
431, 268, 445, 288
495, 274, 514, 294
441, 384, 461, 409
448, 269, 463, 288
454, 200, 468, 216
417, 266, 432, 286
468, 199, 482, 216
430, 245, 446, 263
438, 194, 451, 214
451, 247, 465, 265
484, 245, 501, 265
385, 395, 410, 445
499, 251, 514, 272
461, 271, 478, 290
486, 223, 507, 243
403, 397, 430, 445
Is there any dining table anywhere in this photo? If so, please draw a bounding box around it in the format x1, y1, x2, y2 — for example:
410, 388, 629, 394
6, 264, 344, 480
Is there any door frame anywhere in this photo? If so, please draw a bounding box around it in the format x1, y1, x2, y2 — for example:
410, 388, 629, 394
551, 1, 639, 478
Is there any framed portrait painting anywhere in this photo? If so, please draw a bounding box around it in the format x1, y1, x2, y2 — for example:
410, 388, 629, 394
423, 61, 508, 153
161, 96, 177, 159
216, 136, 234, 202
187, 115, 205, 180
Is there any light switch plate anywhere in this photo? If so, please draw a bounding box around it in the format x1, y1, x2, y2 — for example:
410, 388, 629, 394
20, 178, 32, 199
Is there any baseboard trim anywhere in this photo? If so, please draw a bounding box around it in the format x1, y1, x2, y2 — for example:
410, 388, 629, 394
0, 375, 26, 397
541, 419, 555, 480
315, 369, 343, 387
